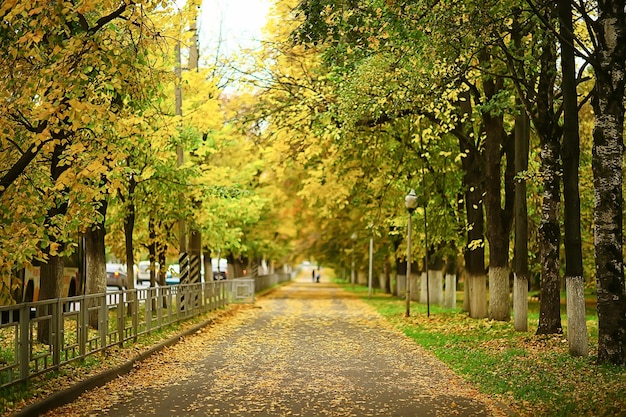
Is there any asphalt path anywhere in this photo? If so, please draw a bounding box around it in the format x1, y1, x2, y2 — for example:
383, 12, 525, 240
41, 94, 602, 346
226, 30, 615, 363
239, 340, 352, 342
44, 271, 508, 417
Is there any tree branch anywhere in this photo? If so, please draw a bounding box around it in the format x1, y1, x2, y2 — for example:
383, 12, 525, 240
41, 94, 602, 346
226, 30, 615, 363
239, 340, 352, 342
88, 3, 131, 35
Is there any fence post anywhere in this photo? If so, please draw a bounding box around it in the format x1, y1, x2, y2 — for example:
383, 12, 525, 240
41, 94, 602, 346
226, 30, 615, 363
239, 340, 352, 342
156, 287, 163, 329
208, 282, 213, 311
19, 304, 30, 381
117, 291, 124, 347
202, 282, 208, 312
167, 287, 173, 324
144, 288, 150, 333
100, 294, 107, 350
80, 295, 87, 357
132, 290, 138, 343
53, 299, 61, 367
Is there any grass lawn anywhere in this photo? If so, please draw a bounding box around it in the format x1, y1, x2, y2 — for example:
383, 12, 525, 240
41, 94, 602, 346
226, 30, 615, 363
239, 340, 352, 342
344, 282, 625, 417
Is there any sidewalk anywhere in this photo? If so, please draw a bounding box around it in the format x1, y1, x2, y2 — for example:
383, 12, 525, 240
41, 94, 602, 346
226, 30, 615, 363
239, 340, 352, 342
39, 273, 511, 416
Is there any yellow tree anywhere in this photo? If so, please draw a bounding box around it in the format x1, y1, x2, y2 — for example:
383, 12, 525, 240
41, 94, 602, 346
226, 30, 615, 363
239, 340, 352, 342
0, 0, 167, 310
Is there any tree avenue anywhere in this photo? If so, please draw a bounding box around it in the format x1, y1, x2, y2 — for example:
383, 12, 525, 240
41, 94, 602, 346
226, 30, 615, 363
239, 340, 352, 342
0, 0, 625, 367
281, 0, 625, 364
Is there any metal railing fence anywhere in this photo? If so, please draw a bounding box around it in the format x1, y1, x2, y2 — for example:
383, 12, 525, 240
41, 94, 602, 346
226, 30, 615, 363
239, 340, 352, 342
254, 272, 294, 294
0, 271, 295, 391
0, 280, 233, 390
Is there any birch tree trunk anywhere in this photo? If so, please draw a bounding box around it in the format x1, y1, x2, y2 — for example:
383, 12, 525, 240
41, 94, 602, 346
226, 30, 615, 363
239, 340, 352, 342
534, 17, 563, 335
591, 0, 626, 365
537, 139, 562, 335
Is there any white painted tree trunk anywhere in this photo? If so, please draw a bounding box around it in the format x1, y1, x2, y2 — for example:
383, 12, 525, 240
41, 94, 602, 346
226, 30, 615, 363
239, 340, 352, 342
566, 276, 589, 356
378, 273, 385, 290
396, 274, 406, 298
431, 269, 444, 305
445, 273, 456, 309
420, 272, 427, 304
468, 273, 487, 318
463, 276, 470, 312
513, 274, 528, 331
489, 266, 510, 321
410, 272, 419, 301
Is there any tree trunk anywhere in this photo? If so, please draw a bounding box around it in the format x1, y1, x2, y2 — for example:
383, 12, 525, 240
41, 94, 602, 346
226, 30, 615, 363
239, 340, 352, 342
481, 52, 515, 322
445, 275, 456, 309
513, 109, 530, 332
468, 273, 487, 318
148, 218, 157, 288
429, 253, 445, 306
227, 254, 247, 278
591, 0, 626, 365
429, 268, 443, 306
123, 201, 135, 317
382, 257, 390, 294
463, 275, 470, 312
37, 142, 69, 343
123, 207, 135, 291
157, 246, 167, 287
84, 202, 107, 329
489, 267, 510, 320
123, 175, 136, 292
444, 255, 456, 309
536, 21, 563, 335
203, 250, 213, 282
396, 258, 406, 298
37, 255, 65, 344
459, 123, 486, 318
511, 12, 530, 332
536, 139, 563, 335
559, 0, 587, 356
38, 253, 65, 302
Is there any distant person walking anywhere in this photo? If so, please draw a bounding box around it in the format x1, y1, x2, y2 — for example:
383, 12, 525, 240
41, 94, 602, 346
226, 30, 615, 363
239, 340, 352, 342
312, 269, 316, 282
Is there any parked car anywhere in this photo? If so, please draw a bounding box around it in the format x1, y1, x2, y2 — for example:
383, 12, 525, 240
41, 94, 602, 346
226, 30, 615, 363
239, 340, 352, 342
212, 258, 228, 280
165, 264, 180, 285
106, 263, 128, 289
137, 260, 160, 283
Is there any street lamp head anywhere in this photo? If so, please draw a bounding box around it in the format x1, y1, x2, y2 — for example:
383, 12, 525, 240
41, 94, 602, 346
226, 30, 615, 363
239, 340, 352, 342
405, 189, 418, 214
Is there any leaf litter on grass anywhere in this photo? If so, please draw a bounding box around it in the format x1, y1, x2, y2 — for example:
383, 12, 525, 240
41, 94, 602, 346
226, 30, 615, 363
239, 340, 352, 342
366, 293, 626, 417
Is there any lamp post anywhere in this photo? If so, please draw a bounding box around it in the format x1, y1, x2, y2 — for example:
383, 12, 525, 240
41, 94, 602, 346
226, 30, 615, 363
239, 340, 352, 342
405, 189, 418, 317
424, 199, 430, 317
368, 224, 374, 299
351, 232, 357, 290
